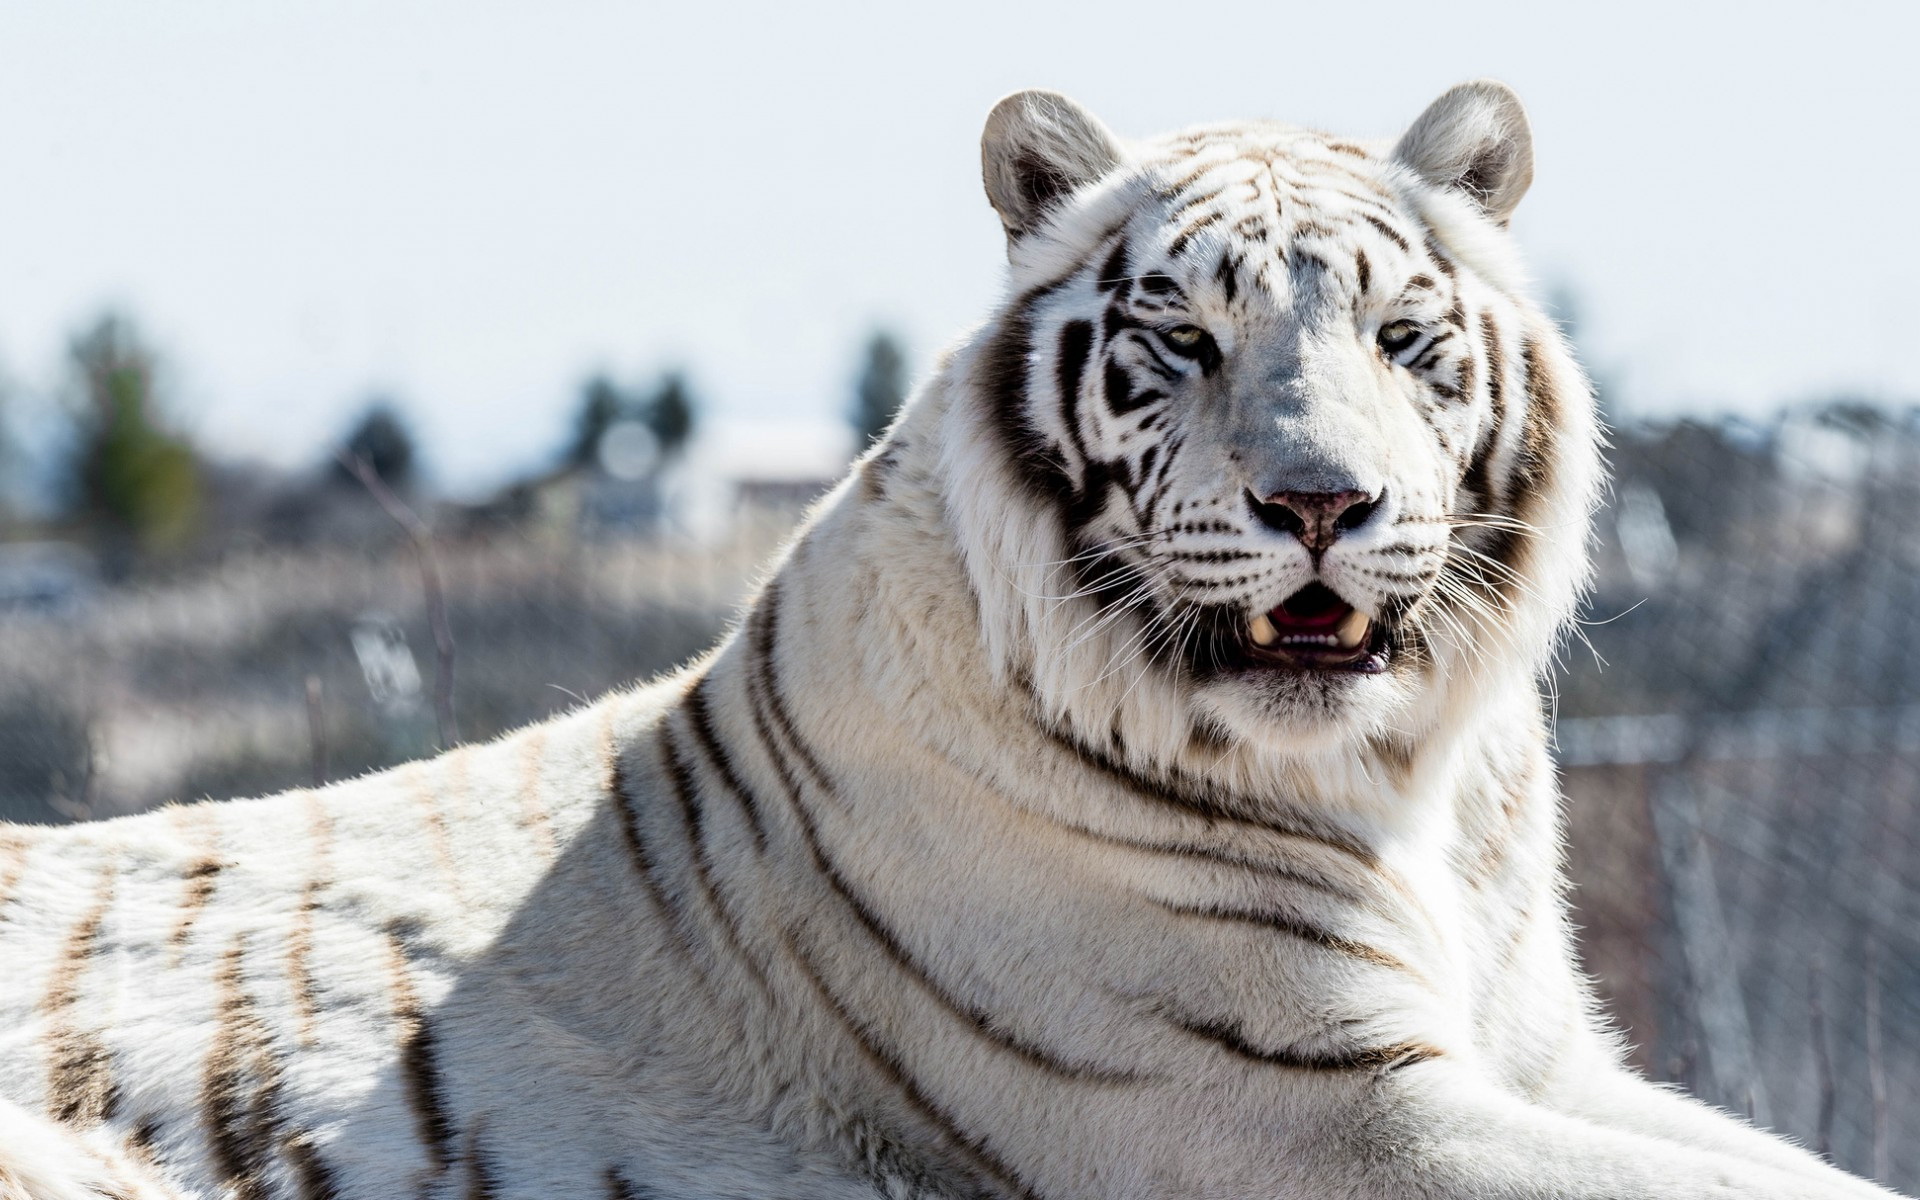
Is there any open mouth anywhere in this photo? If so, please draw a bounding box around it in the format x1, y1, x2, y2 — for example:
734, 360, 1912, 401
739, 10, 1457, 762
1240, 582, 1389, 675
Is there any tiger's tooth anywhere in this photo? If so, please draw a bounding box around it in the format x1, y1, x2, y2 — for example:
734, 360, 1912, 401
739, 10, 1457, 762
1249, 613, 1279, 647
1334, 607, 1372, 650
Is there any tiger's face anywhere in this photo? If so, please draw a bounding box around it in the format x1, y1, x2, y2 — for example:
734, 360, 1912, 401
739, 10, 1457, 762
962, 84, 1598, 754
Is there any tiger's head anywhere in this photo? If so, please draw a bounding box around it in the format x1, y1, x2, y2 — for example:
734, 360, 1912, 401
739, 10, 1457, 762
936, 82, 1601, 774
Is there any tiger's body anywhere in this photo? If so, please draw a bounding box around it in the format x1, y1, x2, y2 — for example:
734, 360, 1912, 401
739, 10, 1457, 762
0, 84, 1902, 1199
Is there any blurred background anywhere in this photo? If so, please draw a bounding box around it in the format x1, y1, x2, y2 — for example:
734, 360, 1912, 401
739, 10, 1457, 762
1, 0, 1915, 1189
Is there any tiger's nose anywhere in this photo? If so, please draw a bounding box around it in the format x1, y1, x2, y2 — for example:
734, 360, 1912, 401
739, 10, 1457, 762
1249, 489, 1378, 553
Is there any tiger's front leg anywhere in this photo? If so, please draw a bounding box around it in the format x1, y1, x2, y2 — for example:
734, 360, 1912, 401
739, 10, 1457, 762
1533, 1046, 1903, 1200
1290, 1063, 1905, 1200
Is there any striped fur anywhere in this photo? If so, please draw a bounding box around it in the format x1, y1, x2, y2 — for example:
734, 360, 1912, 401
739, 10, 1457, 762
0, 85, 1901, 1199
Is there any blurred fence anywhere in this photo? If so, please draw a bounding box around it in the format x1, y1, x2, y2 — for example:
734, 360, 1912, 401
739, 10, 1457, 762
2, 409, 1918, 1190
1557, 408, 1920, 1188
0, 508, 789, 822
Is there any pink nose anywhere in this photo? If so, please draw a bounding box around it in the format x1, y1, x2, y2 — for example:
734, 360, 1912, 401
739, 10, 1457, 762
1256, 490, 1375, 553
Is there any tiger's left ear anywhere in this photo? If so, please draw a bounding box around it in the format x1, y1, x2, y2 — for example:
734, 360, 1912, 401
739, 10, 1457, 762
1392, 80, 1534, 225
982, 90, 1126, 246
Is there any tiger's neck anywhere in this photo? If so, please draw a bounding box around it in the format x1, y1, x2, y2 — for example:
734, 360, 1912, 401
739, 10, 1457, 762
640, 390, 1565, 1186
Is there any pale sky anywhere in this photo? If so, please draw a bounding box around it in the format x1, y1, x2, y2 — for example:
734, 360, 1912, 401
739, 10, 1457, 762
1, 1, 1914, 495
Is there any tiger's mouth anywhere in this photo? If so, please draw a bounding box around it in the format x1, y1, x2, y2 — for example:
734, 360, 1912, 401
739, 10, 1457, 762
1237, 582, 1390, 675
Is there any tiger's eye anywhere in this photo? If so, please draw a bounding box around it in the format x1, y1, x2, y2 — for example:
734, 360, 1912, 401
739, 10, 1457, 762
1377, 320, 1421, 355
1164, 325, 1207, 348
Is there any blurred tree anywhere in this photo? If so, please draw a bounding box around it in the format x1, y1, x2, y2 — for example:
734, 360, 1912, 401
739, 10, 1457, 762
850, 330, 908, 448
1814, 397, 1892, 436
0, 367, 13, 525
641, 372, 696, 464
332, 401, 417, 490
67, 313, 202, 558
568, 375, 627, 469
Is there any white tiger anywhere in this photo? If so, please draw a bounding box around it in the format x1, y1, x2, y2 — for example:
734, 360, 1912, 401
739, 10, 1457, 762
0, 82, 1902, 1200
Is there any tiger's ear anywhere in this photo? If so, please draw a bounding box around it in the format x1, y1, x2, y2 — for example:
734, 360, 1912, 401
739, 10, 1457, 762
1392, 80, 1534, 225
982, 90, 1125, 245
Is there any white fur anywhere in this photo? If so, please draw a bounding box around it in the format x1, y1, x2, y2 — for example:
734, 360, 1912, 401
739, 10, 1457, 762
0, 86, 1902, 1200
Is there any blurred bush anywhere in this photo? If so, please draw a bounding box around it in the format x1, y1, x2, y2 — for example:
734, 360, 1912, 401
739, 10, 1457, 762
66, 314, 202, 565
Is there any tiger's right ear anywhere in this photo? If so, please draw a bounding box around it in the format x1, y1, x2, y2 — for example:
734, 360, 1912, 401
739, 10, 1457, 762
1392, 80, 1534, 225
982, 90, 1125, 246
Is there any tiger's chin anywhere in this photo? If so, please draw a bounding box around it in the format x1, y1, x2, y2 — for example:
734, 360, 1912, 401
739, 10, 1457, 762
1157, 583, 1420, 751
1194, 663, 1420, 755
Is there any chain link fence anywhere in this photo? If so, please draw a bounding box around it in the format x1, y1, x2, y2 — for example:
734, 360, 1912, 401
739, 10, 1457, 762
1, 408, 1915, 1190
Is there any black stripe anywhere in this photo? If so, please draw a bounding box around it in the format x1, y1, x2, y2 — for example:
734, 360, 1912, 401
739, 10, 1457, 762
781, 931, 1046, 1200
1154, 900, 1415, 975
203, 941, 275, 1200
1462, 310, 1508, 521
1473, 331, 1561, 589
463, 1126, 502, 1200
0, 830, 32, 918
1345, 563, 1440, 586
170, 854, 222, 951
1515, 334, 1558, 500
1094, 237, 1130, 291
44, 872, 118, 1128
1292, 252, 1334, 283
1063, 818, 1358, 897
1104, 360, 1143, 415
739, 660, 813, 817
1360, 213, 1411, 252
1463, 329, 1556, 587
683, 679, 768, 852
1025, 707, 1378, 869
1165, 548, 1260, 564
285, 1134, 341, 1200
657, 725, 774, 994
1055, 319, 1096, 475
1166, 1008, 1441, 1073
392, 971, 456, 1174
1214, 251, 1240, 304
1160, 157, 1220, 198
981, 282, 1073, 499
603, 1166, 659, 1200
127, 1116, 162, 1158
746, 582, 835, 793
1411, 329, 1456, 372
1166, 210, 1223, 259
1133, 336, 1181, 382
609, 757, 705, 963
1481, 311, 1508, 442
203, 936, 342, 1200
1451, 329, 1477, 411
1166, 189, 1223, 226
